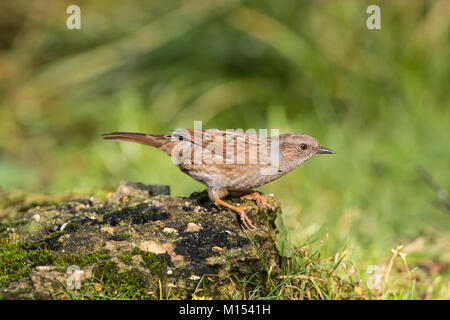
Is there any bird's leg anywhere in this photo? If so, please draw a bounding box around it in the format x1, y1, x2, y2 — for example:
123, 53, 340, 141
229, 190, 273, 211
213, 198, 257, 230
208, 188, 256, 230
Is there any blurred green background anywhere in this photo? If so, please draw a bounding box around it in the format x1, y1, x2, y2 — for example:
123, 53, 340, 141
0, 0, 449, 298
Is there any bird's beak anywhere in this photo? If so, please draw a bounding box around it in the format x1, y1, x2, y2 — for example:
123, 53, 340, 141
317, 146, 336, 154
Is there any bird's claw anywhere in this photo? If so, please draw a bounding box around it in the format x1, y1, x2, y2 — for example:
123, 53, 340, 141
241, 192, 273, 211
237, 209, 257, 230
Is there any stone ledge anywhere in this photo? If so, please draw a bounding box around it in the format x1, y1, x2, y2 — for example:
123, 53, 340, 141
0, 182, 281, 299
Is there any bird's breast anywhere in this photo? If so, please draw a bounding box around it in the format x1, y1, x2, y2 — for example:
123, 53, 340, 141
178, 162, 285, 190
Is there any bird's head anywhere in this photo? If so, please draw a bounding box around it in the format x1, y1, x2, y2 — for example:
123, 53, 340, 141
278, 133, 335, 165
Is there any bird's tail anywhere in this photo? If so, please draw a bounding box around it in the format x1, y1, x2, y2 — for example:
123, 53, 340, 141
102, 132, 168, 149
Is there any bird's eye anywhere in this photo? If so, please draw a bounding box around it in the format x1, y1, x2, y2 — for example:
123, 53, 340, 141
300, 143, 307, 150
178, 136, 184, 141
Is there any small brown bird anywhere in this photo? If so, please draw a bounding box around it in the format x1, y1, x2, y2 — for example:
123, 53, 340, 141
102, 129, 335, 229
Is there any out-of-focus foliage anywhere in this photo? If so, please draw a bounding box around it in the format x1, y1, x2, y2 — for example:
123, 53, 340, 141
0, 0, 449, 298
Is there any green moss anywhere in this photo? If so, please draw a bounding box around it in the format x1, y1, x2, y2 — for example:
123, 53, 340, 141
0, 220, 27, 233
118, 251, 133, 265
0, 240, 55, 287
140, 252, 165, 276
91, 261, 151, 299
118, 248, 165, 276
116, 268, 151, 299
130, 247, 143, 256
53, 250, 111, 267
119, 247, 165, 276
0, 239, 111, 288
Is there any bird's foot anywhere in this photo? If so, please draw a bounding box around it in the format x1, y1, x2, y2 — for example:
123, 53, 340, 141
237, 209, 257, 230
240, 192, 273, 211
213, 198, 257, 230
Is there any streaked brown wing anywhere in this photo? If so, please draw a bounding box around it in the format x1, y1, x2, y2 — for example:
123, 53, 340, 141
171, 129, 273, 166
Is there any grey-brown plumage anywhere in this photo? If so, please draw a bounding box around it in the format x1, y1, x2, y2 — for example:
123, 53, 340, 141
102, 129, 335, 229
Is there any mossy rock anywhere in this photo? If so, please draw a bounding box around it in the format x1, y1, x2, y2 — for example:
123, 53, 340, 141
0, 182, 281, 299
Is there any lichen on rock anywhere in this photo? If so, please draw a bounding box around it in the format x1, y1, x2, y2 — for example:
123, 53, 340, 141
0, 182, 281, 299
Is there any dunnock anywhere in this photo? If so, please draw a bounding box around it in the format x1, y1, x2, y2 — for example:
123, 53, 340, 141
102, 129, 335, 229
